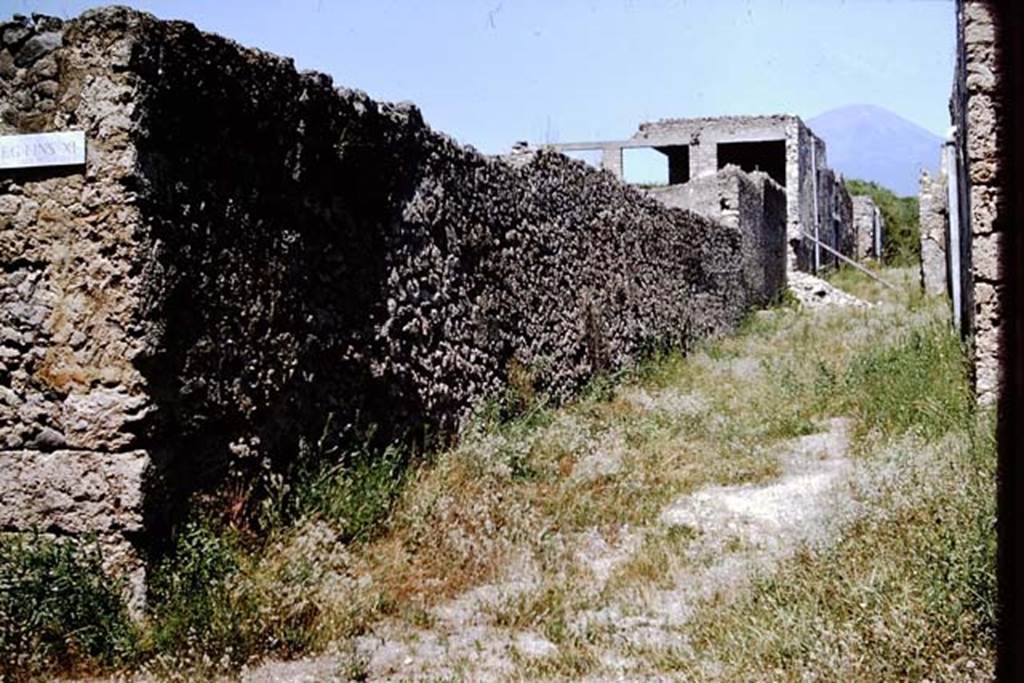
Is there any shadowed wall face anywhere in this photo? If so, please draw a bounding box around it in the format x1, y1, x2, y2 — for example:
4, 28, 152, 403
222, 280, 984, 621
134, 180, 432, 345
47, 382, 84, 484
655, 144, 690, 184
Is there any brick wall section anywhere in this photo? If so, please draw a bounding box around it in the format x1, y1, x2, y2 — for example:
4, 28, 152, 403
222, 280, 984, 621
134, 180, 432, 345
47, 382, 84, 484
952, 0, 1005, 405
645, 165, 787, 305
0, 8, 757, 596
917, 170, 949, 296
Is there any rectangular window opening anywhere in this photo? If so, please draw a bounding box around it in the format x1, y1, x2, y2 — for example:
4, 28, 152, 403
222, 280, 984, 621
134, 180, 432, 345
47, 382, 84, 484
655, 144, 690, 184
623, 147, 669, 187
716, 139, 787, 186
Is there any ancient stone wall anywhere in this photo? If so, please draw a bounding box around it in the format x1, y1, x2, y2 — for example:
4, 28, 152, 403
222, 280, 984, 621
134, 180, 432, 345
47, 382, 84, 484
918, 169, 949, 296
951, 0, 1005, 405
0, 8, 757, 596
834, 175, 855, 260
0, 9, 154, 606
811, 167, 850, 269
851, 195, 882, 261
793, 122, 825, 271
645, 165, 787, 305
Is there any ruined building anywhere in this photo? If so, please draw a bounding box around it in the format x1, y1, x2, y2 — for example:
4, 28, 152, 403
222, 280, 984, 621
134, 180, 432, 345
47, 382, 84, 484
0, 8, 788, 603
549, 114, 864, 273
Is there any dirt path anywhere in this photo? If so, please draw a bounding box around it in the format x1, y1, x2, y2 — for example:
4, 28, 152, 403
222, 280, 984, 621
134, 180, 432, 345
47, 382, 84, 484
245, 417, 858, 682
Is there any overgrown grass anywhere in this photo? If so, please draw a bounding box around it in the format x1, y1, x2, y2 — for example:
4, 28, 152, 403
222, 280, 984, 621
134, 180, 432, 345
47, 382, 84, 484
0, 535, 138, 680
139, 434, 410, 675
840, 322, 974, 440
676, 319, 996, 680
826, 263, 924, 308
681, 426, 995, 680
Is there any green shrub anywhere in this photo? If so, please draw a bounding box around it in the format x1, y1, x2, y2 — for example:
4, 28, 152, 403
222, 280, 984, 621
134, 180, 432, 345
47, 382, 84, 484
257, 421, 411, 544
0, 534, 138, 679
144, 519, 327, 671
144, 429, 409, 672
291, 445, 409, 542
145, 521, 246, 664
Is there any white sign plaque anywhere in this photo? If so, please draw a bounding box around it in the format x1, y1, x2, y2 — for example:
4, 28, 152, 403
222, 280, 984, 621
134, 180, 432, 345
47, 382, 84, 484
0, 131, 86, 170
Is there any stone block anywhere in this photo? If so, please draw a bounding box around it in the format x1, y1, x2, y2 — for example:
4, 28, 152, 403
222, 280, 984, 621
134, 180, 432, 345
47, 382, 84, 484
971, 232, 1003, 283
0, 449, 150, 534
970, 184, 1003, 234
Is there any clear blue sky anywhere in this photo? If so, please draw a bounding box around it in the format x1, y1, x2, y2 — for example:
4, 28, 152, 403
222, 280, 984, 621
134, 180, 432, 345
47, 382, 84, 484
7, 0, 955, 156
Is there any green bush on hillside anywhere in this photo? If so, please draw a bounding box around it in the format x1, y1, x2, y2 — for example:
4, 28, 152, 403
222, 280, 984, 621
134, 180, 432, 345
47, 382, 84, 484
846, 178, 920, 266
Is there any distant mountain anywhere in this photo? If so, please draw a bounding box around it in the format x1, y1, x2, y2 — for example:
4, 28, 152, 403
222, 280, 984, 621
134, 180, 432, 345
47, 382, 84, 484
807, 105, 944, 197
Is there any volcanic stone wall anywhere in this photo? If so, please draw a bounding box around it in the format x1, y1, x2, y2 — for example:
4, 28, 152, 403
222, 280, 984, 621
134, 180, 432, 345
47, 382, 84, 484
644, 165, 787, 305
0, 7, 754, 596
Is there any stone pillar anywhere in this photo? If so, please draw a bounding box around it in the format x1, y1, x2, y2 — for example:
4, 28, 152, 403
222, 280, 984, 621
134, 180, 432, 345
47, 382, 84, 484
600, 145, 622, 180
852, 196, 879, 261
0, 10, 157, 615
957, 0, 1004, 405
918, 168, 949, 296
688, 136, 717, 180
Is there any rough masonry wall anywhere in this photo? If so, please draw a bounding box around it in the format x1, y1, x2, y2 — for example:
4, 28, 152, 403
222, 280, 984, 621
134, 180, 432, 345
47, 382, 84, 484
918, 170, 949, 296
793, 124, 825, 271
953, 0, 1005, 405
852, 195, 881, 261
811, 167, 855, 269
0, 7, 754, 592
645, 165, 787, 305
0, 10, 153, 605
834, 176, 855, 260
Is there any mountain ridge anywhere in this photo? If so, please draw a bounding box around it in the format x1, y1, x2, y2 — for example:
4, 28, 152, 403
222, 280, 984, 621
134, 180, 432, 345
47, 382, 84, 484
807, 105, 944, 197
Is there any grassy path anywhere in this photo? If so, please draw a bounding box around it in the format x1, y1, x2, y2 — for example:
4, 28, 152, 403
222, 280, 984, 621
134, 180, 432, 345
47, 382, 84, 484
235, 267, 994, 681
